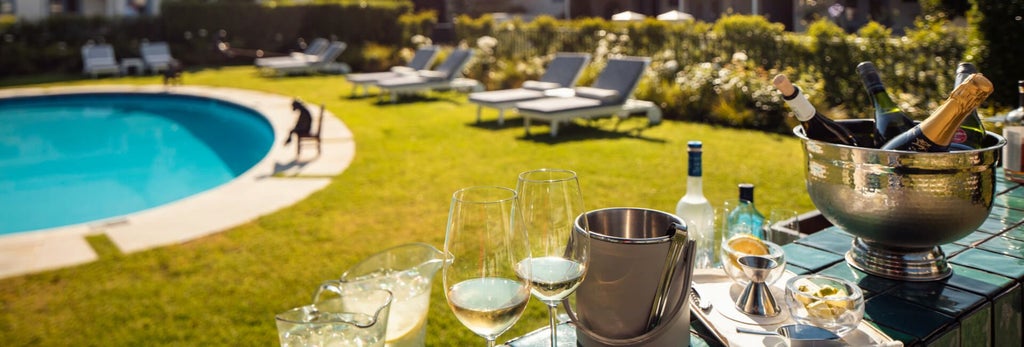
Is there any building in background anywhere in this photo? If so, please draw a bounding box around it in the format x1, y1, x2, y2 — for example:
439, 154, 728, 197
418, 0, 922, 33
1, 0, 162, 21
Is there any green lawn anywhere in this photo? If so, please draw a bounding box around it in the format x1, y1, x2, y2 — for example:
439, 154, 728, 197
0, 66, 814, 346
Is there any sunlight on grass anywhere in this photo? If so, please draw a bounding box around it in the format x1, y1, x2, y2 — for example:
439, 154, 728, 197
0, 66, 813, 345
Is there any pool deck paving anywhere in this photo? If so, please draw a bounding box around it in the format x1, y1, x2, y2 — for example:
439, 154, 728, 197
0, 85, 355, 279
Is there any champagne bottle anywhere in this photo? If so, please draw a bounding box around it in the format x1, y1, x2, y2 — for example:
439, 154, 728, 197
726, 183, 766, 240
773, 74, 860, 147
881, 73, 994, 152
950, 63, 986, 149
675, 141, 716, 269
857, 62, 915, 147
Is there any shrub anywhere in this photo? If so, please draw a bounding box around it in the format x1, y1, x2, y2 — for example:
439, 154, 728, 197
398, 10, 437, 46
967, 0, 1024, 106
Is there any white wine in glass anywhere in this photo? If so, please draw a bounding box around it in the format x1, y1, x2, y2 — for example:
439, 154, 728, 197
443, 186, 532, 347
515, 169, 590, 347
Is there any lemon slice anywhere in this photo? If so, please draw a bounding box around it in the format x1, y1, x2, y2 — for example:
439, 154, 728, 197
726, 234, 769, 268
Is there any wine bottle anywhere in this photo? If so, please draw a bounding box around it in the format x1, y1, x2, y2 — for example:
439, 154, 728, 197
726, 183, 766, 241
857, 62, 915, 147
1004, 80, 1024, 183
675, 141, 716, 269
950, 63, 986, 149
1007, 80, 1024, 125
881, 73, 994, 152
773, 74, 860, 147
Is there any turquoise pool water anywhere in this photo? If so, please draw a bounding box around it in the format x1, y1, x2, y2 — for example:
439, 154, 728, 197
0, 93, 275, 235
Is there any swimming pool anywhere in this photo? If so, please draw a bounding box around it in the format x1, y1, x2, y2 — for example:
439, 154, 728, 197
0, 92, 275, 235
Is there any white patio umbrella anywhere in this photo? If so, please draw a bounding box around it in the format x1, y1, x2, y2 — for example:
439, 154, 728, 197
611, 10, 646, 21
656, 10, 694, 22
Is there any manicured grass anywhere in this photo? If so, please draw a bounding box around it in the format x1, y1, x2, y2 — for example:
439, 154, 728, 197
0, 66, 814, 346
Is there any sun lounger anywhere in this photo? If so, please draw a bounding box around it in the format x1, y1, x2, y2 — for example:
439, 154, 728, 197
346, 46, 440, 97
140, 41, 177, 74
373, 48, 481, 103
261, 41, 346, 76
514, 56, 661, 137
467, 52, 591, 125
254, 38, 329, 67
81, 44, 120, 78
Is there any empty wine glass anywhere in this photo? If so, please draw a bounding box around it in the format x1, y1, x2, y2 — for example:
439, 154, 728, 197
766, 209, 801, 245
443, 186, 532, 347
515, 169, 590, 347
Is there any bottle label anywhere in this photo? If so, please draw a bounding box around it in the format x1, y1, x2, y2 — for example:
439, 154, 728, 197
688, 151, 702, 177
952, 128, 968, 144
1004, 127, 1024, 172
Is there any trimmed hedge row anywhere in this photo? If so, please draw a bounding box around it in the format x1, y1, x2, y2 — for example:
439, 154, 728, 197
0, 2, 430, 77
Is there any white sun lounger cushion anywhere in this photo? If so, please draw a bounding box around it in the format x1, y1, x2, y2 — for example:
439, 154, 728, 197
573, 87, 621, 104
522, 80, 563, 91
417, 70, 448, 81
516, 96, 604, 113
468, 88, 547, 104
391, 66, 417, 74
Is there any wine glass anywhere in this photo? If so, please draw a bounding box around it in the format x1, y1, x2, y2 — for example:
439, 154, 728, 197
443, 186, 532, 347
766, 209, 800, 245
515, 169, 590, 347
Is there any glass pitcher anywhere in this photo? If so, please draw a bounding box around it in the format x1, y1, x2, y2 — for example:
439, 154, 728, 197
335, 243, 445, 347
277, 287, 393, 347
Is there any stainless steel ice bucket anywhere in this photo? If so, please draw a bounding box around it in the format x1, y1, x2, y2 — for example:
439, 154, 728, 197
566, 207, 692, 347
795, 119, 1005, 281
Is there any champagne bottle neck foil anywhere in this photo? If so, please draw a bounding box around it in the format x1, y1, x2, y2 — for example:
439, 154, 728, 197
918, 73, 994, 146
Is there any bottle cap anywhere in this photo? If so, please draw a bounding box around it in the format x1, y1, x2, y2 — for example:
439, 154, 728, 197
856, 62, 884, 92
687, 141, 702, 150
738, 183, 755, 203
956, 62, 978, 74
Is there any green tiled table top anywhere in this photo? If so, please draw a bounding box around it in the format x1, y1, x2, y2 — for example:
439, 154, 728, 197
525, 171, 1024, 346
771, 170, 1024, 347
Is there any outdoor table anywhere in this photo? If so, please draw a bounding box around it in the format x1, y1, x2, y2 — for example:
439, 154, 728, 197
503, 168, 1024, 346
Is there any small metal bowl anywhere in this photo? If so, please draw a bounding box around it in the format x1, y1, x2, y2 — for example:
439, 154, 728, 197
794, 120, 1005, 281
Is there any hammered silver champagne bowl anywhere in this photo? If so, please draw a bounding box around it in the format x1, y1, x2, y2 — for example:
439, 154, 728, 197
795, 120, 1005, 281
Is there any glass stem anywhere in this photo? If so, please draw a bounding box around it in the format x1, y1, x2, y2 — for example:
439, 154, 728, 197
548, 303, 558, 346
487, 338, 496, 347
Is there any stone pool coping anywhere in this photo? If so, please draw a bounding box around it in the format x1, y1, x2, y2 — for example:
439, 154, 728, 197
0, 85, 355, 279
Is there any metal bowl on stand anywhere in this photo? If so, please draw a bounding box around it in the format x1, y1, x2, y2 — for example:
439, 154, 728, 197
794, 120, 1005, 281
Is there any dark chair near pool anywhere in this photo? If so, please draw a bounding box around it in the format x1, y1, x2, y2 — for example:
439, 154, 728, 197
284, 99, 325, 156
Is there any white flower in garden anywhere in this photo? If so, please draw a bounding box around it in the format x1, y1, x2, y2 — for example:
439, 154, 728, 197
732, 52, 748, 64
606, 33, 617, 42
597, 30, 607, 37
411, 35, 427, 45
477, 36, 498, 54
661, 49, 674, 60
664, 60, 679, 72
619, 34, 630, 42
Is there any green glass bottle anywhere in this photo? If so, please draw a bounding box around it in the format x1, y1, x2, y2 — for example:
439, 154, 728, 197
950, 63, 986, 150
857, 62, 915, 148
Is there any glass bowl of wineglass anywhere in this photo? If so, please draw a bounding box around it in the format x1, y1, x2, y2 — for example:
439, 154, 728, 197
443, 186, 533, 347
515, 168, 590, 347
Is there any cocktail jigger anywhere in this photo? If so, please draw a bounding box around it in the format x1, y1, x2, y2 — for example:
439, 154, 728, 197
735, 255, 781, 317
